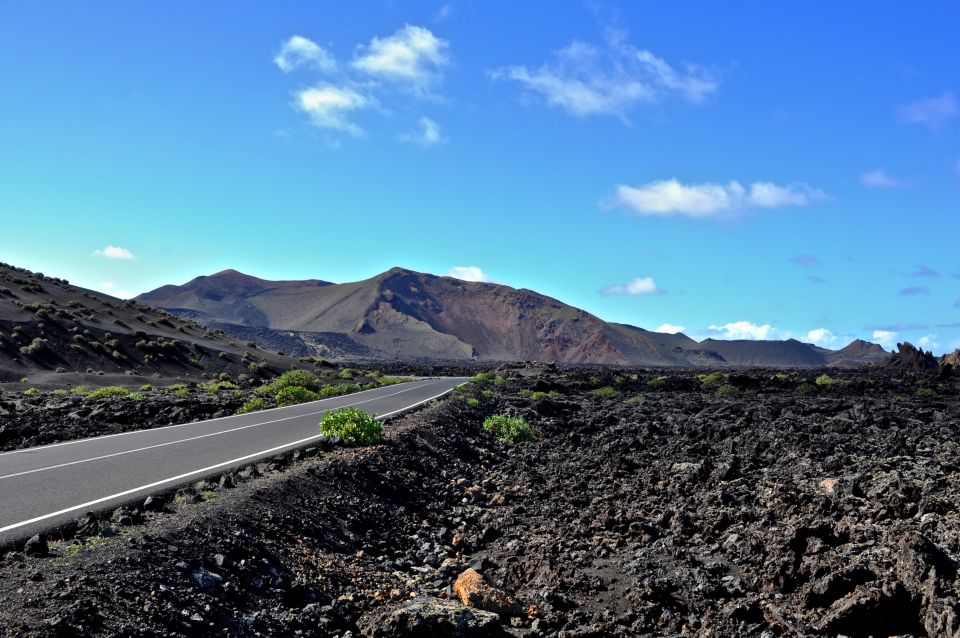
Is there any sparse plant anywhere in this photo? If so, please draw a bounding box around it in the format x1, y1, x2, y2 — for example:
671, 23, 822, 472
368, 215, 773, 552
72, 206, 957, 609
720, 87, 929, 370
646, 376, 668, 388
275, 385, 319, 406
237, 397, 270, 414
338, 368, 353, 379
625, 395, 646, 406
86, 386, 130, 400
23, 387, 40, 396
465, 397, 480, 408
916, 387, 937, 398
472, 371, 497, 385
698, 372, 727, 389
715, 383, 738, 397
483, 414, 535, 444
594, 386, 617, 399
797, 383, 818, 396
815, 374, 836, 386
319, 407, 382, 445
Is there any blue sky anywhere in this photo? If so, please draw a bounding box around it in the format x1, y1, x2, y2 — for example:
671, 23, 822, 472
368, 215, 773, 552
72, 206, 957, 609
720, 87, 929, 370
1, 1, 958, 353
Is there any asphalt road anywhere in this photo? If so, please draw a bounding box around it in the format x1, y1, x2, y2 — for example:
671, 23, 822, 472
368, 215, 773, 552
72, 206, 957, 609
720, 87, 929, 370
0, 377, 468, 547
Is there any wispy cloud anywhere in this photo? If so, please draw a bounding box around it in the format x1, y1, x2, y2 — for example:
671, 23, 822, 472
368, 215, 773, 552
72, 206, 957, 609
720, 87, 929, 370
955, 299, 960, 308
401, 116, 445, 146
918, 334, 939, 351
294, 85, 371, 135
898, 91, 957, 131
899, 286, 929, 296
352, 24, 449, 92
447, 266, 491, 282
606, 179, 826, 219
872, 330, 898, 349
865, 322, 928, 332
806, 328, 839, 348
93, 245, 135, 260
806, 275, 827, 285
860, 168, 908, 188
274, 35, 336, 73
789, 254, 820, 267
492, 35, 717, 119
906, 264, 940, 278
276, 25, 448, 141
655, 323, 685, 334
601, 276, 665, 296
707, 321, 772, 340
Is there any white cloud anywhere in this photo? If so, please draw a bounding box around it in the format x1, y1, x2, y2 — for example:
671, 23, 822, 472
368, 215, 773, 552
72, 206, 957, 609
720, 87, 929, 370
918, 334, 939, 351
295, 85, 371, 135
805, 328, 839, 348
898, 92, 957, 131
708, 321, 773, 340
872, 330, 899, 349
607, 179, 826, 218
493, 39, 717, 118
601, 276, 663, 296
352, 24, 449, 90
93, 245, 135, 260
447, 266, 491, 282
401, 116, 445, 146
101, 281, 117, 290
860, 169, 907, 188
655, 323, 686, 334
274, 35, 336, 73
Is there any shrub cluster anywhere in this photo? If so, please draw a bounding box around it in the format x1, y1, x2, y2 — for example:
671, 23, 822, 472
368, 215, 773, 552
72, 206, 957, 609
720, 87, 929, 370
483, 414, 535, 444
319, 407, 382, 445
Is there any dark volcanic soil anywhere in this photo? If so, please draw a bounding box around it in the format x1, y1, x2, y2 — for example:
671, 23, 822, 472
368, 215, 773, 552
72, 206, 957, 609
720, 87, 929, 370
1, 366, 959, 637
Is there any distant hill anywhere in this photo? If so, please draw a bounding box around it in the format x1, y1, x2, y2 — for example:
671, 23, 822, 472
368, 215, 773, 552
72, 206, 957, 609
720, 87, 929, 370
137, 267, 887, 368
0, 262, 305, 384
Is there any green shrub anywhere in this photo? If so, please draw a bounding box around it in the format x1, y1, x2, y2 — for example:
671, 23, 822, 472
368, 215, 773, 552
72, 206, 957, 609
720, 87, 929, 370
465, 397, 480, 408
472, 371, 497, 385
317, 383, 360, 399
237, 397, 270, 414
494, 375, 507, 387
698, 372, 727, 388
338, 368, 353, 379
646, 376, 668, 388
23, 387, 40, 396
378, 376, 415, 386
797, 383, 818, 396
203, 380, 238, 394
715, 383, 738, 397
594, 386, 617, 399
815, 374, 836, 386
258, 369, 322, 395
86, 386, 130, 400
483, 414, 535, 444
530, 390, 558, 400
625, 395, 646, 406
139, 384, 153, 392
173, 388, 190, 398
128, 392, 146, 401
916, 387, 937, 398
275, 385, 319, 407
319, 407, 382, 445
454, 385, 470, 393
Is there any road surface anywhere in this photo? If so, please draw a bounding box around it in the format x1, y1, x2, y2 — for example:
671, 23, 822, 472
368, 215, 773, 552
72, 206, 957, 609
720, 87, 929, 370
0, 377, 468, 547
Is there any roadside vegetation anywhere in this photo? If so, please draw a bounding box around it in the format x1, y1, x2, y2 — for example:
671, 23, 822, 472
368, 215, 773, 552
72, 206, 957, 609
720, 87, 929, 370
319, 407, 382, 445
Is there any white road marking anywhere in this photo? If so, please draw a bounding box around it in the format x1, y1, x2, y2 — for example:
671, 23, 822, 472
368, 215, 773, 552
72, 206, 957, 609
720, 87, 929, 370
0, 383, 460, 536
0, 380, 443, 481
0, 379, 438, 458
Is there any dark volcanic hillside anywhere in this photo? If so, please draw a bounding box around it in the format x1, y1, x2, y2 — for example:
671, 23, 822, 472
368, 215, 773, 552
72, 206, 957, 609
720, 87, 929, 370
138, 267, 886, 368
0, 263, 304, 384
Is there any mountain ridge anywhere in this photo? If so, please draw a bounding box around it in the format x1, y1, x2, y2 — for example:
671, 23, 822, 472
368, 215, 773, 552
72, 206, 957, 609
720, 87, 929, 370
136, 267, 889, 367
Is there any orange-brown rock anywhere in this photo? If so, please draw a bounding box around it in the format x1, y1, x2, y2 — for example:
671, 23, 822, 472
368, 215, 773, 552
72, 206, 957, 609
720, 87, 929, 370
453, 568, 519, 617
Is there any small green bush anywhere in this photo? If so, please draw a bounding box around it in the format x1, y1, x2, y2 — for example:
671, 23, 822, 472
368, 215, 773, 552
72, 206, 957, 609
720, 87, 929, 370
465, 397, 480, 408
715, 383, 738, 397
378, 376, 414, 386
530, 390, 557, 400
338, 368, 353, 380
258, 369, 322, 395
494, 375, 507, 387
317, 383, 360, 399
815, 374, 836, 386
625, 395, 646, 406
275, 385, 319, 407
594, 386, 617, 399
139, 384, 153, 392
472, 371, 497, 385
237, 397, 270, 414
23, 387, 40, 396
483, 414, 534, 444
916, 387, 937, 398
698, 372, 727, 388
86, 386, 131, 400
797, 383, 818, 396
319, 407, 382, 445
646, 376, 668, 388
